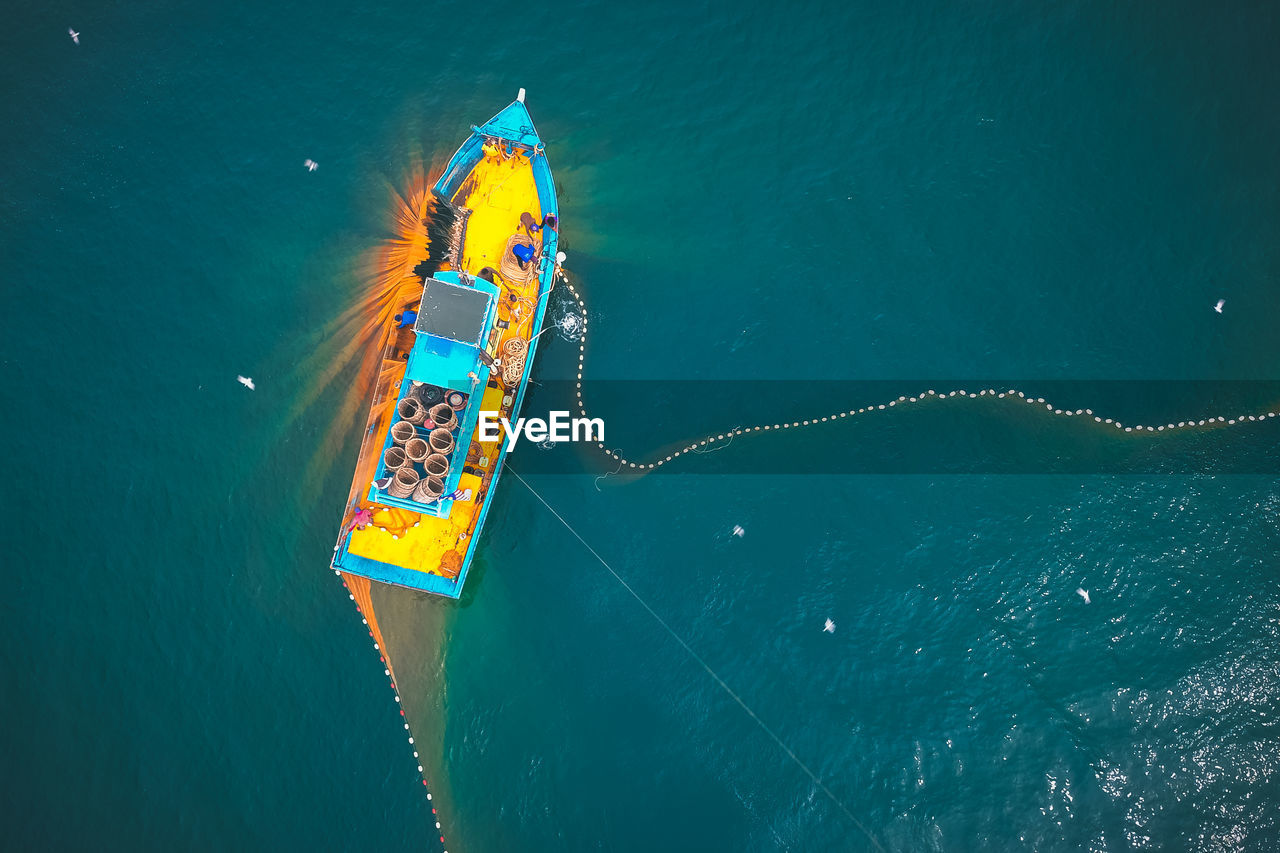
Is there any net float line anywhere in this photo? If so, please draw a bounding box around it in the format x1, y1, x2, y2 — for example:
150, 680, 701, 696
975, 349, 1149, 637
333, 569, 450, 853
555, 269, 1279, 472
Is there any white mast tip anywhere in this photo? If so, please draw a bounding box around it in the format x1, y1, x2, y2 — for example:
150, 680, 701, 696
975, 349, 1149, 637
517, 88, 526, 103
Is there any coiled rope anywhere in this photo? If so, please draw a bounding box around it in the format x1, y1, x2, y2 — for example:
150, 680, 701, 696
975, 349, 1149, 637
555, 268, 1279, 471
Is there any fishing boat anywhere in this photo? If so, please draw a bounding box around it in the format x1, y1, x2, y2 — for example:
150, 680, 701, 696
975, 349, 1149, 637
331, 91, 558, 598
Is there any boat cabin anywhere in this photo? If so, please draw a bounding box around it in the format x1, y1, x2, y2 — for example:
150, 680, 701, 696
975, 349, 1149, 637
368, 271, 498, 519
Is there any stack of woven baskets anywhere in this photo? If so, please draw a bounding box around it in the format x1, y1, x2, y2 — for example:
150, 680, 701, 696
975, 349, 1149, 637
379, 388, 461, 505
387, 467, 419, 499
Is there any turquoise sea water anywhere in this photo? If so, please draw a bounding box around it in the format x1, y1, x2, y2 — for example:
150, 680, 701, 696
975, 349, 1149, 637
4, 2, 1280, 850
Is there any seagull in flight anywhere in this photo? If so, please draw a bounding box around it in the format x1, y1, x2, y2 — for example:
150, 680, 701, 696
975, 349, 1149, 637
1076, 588, 1091, 604
69, 28, 80, 45
1213, 299, 1225, 314
236, 375, 255, 390
303, 159, 318, 172
731, 524, 745, 538
823, 618, 836, 633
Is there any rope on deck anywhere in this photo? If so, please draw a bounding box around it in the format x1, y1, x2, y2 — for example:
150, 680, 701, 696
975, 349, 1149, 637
499, 234, 538, 285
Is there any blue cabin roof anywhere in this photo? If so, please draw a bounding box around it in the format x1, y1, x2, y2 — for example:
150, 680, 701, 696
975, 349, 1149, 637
414, 278, 490, 345
404, 273, 498, 391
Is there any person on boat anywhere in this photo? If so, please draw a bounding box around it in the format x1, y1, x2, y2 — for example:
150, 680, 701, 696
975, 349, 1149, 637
520, 212, 558, 237
394, 309, 418, 328
511, 241, 536, 271
346, 507, 373, 532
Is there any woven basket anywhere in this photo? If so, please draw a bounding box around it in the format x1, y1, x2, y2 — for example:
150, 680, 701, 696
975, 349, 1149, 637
387, 467, 419, 498
412, 475, 445, 503
390, 420, 415, 446
424, 453, 450, 477
429, 402, 457, 431
429, 427, 455, 455
404, 437, 429, 463
397, 396, 426, 425
382, 447, 407, 471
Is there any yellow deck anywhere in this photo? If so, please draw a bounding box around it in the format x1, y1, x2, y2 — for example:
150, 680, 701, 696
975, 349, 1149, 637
343, 146, 543, 579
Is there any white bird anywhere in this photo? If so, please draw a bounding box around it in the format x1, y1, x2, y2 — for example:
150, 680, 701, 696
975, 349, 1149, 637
69, 28, 80, 45
1076, 588, 1091, 604
823, 618, 836, 633
1213, 299, 1225, 314
304, 159, 318, 172
731, 525, 745, 538
236, 375, 255, 390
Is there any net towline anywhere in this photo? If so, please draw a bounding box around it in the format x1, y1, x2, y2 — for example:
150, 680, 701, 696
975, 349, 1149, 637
508, 468, 885, 851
